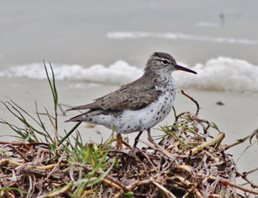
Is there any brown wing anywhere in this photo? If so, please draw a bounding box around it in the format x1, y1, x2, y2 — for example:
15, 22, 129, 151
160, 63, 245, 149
68, 75, 161, 111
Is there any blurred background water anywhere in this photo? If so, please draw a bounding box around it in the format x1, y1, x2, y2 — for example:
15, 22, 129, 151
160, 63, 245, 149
0, 0, 258, 68
1, 0, 258, 92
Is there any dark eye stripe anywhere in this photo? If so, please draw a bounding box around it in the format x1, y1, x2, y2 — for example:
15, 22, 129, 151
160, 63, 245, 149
153, 56, 173, 64
162, 60, 169, 64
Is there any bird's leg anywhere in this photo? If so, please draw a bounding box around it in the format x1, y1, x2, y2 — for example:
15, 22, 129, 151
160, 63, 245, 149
147, 128, 155, 145
115, 133, 132, 150
133, 131, 143, 147
115, 133, 123, 150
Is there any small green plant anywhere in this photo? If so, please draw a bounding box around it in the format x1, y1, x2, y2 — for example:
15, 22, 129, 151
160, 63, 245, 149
0, 62, 115, 197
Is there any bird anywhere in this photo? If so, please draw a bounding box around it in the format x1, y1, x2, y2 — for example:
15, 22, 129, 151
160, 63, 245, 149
67, 52, 197, 148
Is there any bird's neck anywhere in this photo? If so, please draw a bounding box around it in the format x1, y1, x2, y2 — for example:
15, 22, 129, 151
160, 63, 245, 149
156, 70, 173, 81
146, 70, 175, 90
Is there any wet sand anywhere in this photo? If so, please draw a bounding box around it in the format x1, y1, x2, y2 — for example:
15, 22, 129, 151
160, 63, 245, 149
0, 78, 257, 182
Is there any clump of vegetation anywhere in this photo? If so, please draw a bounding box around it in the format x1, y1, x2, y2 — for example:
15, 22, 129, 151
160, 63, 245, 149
0, 63, 257, 198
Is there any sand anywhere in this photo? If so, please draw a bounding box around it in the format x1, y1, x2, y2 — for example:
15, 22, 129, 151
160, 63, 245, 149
0, 78, 257, 183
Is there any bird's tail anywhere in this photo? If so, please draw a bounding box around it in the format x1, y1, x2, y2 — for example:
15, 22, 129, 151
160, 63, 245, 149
66, 110, 104, 123
66, 112, 89, 122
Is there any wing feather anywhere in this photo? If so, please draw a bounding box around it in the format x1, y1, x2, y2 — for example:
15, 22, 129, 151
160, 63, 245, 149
68, 75, 161, 111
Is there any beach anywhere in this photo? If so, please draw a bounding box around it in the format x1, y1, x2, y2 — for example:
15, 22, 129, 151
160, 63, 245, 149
0, 0, 257, 185
1, 77, 257, 183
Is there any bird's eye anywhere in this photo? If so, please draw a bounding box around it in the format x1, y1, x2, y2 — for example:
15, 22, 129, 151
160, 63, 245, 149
161, 60, 169, 65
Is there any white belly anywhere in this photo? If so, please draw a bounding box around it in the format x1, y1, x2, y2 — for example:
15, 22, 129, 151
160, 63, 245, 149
113, 91, 175, 134
86, 75, 176, 133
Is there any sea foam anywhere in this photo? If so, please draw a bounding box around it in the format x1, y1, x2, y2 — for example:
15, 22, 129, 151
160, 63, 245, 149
0, 61, 143, 84
1, 57, 258, 92
107, 31, 258, 45
175, 57, 258, 92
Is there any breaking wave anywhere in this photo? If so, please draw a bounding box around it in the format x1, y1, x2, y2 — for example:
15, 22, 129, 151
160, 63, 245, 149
1, 57, 258, 92
107, 31, 258, 45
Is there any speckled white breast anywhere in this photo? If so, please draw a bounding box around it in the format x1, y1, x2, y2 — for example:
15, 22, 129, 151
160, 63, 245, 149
86, 73, 176, 133
113, 90, 175, 133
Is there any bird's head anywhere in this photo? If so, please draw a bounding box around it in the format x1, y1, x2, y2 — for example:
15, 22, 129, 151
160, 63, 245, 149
145, 52, 197, 75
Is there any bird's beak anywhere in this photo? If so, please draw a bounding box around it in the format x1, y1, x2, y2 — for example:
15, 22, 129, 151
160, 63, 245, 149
175, 64, 197, 74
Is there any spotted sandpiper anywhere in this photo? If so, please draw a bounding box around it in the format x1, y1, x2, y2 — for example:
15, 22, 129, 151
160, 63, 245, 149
67, 52, 197, 148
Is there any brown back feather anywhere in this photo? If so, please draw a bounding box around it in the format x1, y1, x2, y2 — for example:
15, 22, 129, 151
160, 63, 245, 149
68, 72, 161, 111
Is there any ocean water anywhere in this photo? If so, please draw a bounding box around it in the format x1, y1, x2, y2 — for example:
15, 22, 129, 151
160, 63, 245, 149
1, 0, 258, 93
